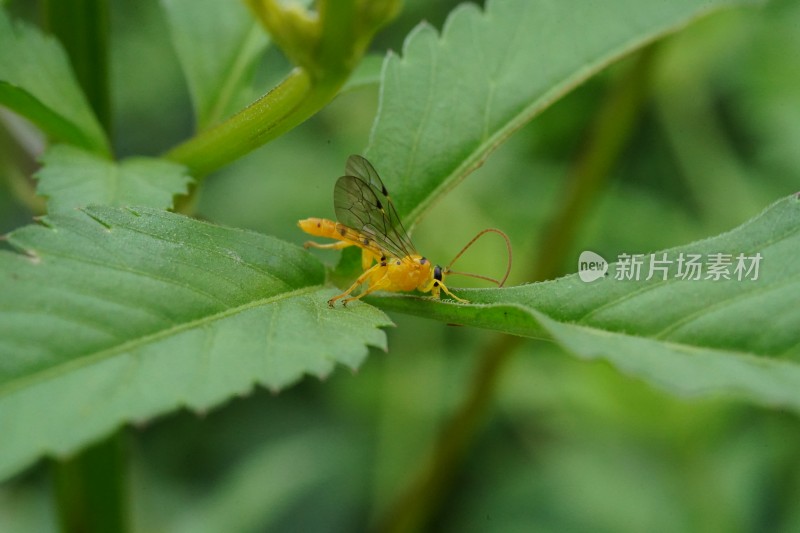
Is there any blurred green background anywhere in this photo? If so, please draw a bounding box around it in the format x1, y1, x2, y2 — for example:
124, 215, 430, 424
2, 0, 800, 531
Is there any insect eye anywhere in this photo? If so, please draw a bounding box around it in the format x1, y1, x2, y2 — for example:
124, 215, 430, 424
420, 257, 427, 265
433, 265, 443, 281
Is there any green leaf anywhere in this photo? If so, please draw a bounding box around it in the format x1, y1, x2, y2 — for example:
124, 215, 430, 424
371, 194, 800, 411
365, 0, 761, 224
0, 9, 109, 154
0, 207, 390, 481
162, 0, 270, 130
35, 145, 193, 214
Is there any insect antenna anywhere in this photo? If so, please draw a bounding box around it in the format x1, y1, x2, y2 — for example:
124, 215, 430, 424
445, 228, 512, 287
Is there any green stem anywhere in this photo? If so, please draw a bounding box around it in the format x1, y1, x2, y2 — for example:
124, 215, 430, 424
317, 0, 360, 76
166, 68, 316, 177
52, 432, 129, 533
376, 334, 522, 533
533, 44, 658, 281
167, 0, 400, 180
376, 46, 658, 533
41, 0, 111, 135
36, 9, 123, 520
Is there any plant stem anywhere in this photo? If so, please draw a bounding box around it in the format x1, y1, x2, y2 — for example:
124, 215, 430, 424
52, 432, 129, 533
376, 334, 522, 533
39, 3, 128, 531
166, 67, 315, 178
41, 0, 112, 135
533, 44, 658, 281
376, 45, 658, 533
166, 0, 400, 180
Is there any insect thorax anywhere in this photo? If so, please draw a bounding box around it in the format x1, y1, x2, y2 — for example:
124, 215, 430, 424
374, 254, 434, 292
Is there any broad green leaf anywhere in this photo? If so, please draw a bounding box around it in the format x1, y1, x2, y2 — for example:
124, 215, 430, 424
365, 0, 761, 224
371, 194, 800, 411
0, 9, 109, 154
0, 207, 390, 481
35, 145, 193, 213
162, 0, 270, 130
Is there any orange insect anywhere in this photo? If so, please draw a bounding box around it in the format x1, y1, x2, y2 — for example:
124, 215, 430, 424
298, 155, 512, 307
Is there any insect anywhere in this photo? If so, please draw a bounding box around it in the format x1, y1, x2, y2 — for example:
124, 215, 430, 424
298, 155, 512, 307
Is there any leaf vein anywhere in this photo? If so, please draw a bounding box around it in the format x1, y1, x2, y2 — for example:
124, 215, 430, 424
577, 221, 800, 323
0, 285, 324, 398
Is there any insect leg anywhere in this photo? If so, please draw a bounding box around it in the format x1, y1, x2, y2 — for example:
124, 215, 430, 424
438, 281, 468, 303
341, 274, 392, 306
420, 278, 468, 303
328, 263, 384, 307
304, 240, 353, 250
303, 241, 378, 271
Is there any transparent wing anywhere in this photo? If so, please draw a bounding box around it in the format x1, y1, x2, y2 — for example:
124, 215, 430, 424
334, 155, 416, 259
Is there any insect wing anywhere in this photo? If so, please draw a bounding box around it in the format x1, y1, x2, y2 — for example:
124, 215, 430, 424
334, 156, 416, 259
344, 155, 387, 194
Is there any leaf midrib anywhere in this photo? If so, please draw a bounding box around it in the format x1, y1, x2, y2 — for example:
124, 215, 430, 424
399, 4, 744, 227
653, 273, 800, 340
0, 284, 324, 398
542, 311, 795, 366
576, 216, 800, 324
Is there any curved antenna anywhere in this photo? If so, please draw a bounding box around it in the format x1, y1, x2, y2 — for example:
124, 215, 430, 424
446, 270, 503, 286
445, 228, 512, 287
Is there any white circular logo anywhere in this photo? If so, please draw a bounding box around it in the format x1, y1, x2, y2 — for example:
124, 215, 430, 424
578, 251, 608, 282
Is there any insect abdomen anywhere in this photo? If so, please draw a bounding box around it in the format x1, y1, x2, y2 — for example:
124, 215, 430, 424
298, 218, 368, 244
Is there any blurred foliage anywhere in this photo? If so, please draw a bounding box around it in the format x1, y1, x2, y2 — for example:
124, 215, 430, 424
1, 0, 800, 532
